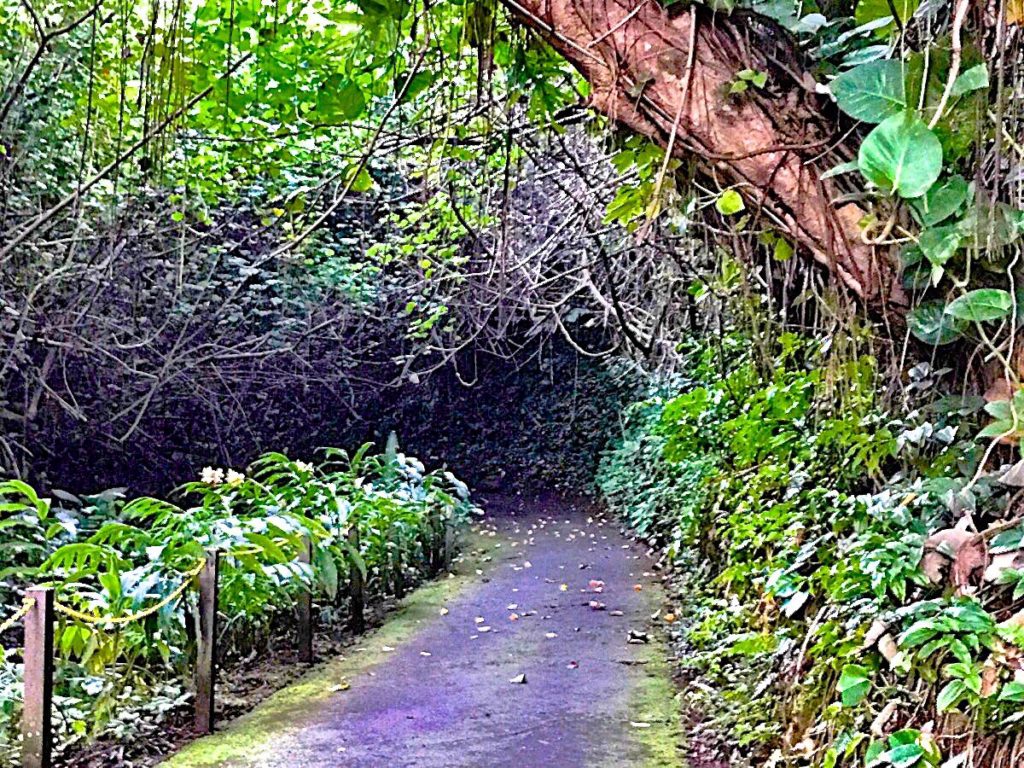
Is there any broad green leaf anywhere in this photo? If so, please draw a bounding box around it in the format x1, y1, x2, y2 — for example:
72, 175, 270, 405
884, 742, 924, 767
837, 663, 871, 706
317, 78, 366, 120
999, 680, 1024, 702
910, 174, 969, 226
918, 225, 961, 267
716, 189, 745, 215
945, 289, 1013, 322
859, 112, 942, 198
831, 60, 907, 123
907, 300, 965, 344
951, 64, 989, 97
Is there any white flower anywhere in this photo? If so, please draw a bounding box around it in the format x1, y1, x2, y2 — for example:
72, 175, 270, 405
226, 469, 245, 486
201, 467, 225, 486
295, 460, 314, 473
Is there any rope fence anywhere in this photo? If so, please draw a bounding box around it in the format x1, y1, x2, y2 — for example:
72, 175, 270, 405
0, 598, 35, 641
52, 560, 205, 627
2, 514, 455, 768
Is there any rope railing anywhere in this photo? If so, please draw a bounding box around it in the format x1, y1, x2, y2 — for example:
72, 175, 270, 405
0, 597, 35, 642
52, 560, 205, 627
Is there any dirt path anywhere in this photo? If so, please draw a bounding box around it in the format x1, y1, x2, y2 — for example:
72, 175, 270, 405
160, 494, 683, 768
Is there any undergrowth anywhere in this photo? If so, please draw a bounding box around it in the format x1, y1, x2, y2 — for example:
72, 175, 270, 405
0, 438, 476, 765
598, 332, 1024, 767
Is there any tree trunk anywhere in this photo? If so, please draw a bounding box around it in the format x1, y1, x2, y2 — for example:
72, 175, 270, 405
502, 0, 907, 311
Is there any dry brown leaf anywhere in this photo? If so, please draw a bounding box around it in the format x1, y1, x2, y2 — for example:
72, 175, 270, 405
951, 535, 988, 591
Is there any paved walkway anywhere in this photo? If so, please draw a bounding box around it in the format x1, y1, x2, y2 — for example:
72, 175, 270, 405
160, 495, 683, 768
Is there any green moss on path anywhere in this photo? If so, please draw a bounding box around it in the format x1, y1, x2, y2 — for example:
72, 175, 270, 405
160, 569, 481, 767
626, 641, 686, 768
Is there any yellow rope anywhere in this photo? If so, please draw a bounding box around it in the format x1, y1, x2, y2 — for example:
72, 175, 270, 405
0, 597, 35, 638
53, 560, 205, 626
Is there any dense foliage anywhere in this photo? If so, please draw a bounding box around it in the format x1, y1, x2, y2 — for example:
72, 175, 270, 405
598, 330, 1024, 766
0, 441, 475, 764
1, 0, 1022, 764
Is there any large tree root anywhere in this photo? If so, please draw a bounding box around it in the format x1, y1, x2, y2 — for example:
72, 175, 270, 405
503, 0, 907, 310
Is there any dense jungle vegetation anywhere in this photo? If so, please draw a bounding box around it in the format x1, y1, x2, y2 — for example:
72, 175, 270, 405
0, 0, 1022, 764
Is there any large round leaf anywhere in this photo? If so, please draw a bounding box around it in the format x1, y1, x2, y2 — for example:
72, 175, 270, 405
918, 225, 961, 267
858, 111, 942, 198
945, 288, 1013, 322
908, 300, 965, 344
831, 60, 907, 123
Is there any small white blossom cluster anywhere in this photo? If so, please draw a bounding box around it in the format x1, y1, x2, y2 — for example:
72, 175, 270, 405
294, 460, 314, 473
200, 467, 245, 486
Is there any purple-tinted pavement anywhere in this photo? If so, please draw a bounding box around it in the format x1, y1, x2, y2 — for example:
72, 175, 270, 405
161, 495, 682, 768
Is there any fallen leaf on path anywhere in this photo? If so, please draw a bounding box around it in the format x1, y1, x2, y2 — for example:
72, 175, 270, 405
609, 610, 624, 617
664, 613, 677, 624
628, 630, 650, 644
633, 584, 643, 592
630, 722, 652, 728
559, 584, 568, 592
509, 674, 527, 684
545, 632, 558, 639
567, 660, 579, 669
509, 613, 520, 621
475, 617, 485, 624
329, 681, 351, 692
589, 600, 606, 611
588, 579, 605, 592
479, 626, 492, 632
382, 645, 396, 652
420, 651, 432, 657
439, 608, 449, 616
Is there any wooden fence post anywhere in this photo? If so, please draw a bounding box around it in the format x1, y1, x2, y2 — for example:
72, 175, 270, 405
443, 514, 455, 572
347, 527, 365, 634
391, 543, 405, 600
195, 550, 219, 734
297, 537, 313, 664
22, 587, 54, 768
429, 508, 443, 574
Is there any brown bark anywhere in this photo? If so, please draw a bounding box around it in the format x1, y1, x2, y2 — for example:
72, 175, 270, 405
502, 0, 908, 310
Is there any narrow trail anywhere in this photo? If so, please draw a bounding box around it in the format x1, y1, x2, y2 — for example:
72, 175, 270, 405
161, 495, 683, 768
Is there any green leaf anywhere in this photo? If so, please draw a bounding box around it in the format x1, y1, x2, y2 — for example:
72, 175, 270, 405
831, 60, 907, 123
821, 159, 860, 180
911, 174, 969, 226
837, 663, 871, 706
317, 78, 366, 121
945, 289, 1013, 322
907, 300, 965, 344
951, 64, 989, 98
999, 680, 1024, 702
936, 679, 966, 711
884, 742, 925, 768
858, 111, 943, 198
918, 225, 961, 267
854, 0, 921, 34
716, 189, 745, 215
